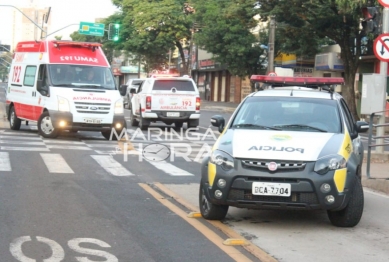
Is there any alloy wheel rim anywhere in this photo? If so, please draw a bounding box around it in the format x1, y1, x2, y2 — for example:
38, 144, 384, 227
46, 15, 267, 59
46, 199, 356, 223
41, 116, 54, 134
201, 189, 210, 215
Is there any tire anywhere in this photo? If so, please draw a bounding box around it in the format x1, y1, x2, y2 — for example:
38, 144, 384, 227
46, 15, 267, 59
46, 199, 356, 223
9, 106, 21, 130
187, 119, 199, 129
38, 111, 59, 138
327, 178, 364, 227
199, 181, 229, 220
174, 122, 183, 129
130, 108, 139, 127
139, 110, 149, 130
101, 130, 116, 140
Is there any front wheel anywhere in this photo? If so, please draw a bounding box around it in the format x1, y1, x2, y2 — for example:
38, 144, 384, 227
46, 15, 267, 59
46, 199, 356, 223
199, 181, 229, 220
9, 106, 21, 130
327, 178, 364, 227
38, 111, 59, 138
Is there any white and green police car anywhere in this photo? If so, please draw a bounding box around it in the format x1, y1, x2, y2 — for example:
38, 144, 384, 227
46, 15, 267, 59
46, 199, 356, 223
200, 75, 369, 227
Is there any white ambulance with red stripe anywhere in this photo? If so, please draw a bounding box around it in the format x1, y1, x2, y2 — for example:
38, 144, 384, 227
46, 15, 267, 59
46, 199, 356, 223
5, 40, 126, 140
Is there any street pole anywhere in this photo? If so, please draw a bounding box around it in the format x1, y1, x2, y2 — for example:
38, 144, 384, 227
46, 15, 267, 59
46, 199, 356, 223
377, 7, 389, 154
267, 16, 276, 74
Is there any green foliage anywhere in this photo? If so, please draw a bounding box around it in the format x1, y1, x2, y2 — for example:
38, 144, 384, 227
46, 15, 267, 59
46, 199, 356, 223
192, 0, 263, 77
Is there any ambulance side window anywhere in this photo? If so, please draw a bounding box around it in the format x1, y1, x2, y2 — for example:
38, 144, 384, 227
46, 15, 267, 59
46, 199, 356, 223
24, 66, 37, 87
37, 64, 49, 96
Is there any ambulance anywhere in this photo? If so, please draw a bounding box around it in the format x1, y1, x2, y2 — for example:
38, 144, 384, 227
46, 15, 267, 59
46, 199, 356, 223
5, 40, 126, 140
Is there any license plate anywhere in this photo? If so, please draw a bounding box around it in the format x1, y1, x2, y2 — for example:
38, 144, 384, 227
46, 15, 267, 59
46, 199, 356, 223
167, 112, 180, 117
252, 182, 291, 197
84, 118, 102, 124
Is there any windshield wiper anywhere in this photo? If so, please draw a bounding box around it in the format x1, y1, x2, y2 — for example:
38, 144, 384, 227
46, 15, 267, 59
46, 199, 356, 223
232, 124, 281, 130
53, 83, 75, 87
274, 124, 327, 132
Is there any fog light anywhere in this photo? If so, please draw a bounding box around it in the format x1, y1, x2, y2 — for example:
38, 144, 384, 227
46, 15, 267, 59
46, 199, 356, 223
217, 179, 226, 188
325, 195, 335, 204
320, 183, 331, 193
59, 121, 66, 127
214, 190, 223, 199
115, 123, 122, 129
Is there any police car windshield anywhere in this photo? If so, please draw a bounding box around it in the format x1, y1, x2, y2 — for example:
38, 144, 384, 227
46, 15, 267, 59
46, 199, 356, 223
48, 65, 115, 90
232, 96, 341, 133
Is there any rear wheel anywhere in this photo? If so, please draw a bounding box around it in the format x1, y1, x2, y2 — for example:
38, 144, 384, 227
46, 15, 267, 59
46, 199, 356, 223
139, 110, 149, 130
199, 181, 229, 220
187, 119, 199, 129
327, 178, 364, 227
9, 106, 21, 130
38, 111, 59, 138
130, 108, 139, 127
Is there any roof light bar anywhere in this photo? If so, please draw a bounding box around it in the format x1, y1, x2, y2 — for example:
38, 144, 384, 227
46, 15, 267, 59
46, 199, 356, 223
250, 75, 344, 85
52, 41, 102, 48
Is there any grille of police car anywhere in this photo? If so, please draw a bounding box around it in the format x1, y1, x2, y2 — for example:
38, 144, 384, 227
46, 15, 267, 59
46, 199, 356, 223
241, 159, 306, 171
75, 102, 111, 114
227, 189, 319, 205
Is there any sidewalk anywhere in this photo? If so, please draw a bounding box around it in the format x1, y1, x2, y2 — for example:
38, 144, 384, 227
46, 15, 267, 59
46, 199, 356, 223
202, 100, 389, 195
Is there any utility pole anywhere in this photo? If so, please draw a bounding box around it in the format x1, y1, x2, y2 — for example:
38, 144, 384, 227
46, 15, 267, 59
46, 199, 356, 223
377, 7, 389, 153
267, 16, 276, 74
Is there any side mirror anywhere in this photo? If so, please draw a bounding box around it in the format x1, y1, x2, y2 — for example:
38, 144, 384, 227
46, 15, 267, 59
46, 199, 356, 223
356, 121, 369, 133
129, 88, 136, 94
211, 115, 225, 133
119, 84, 128, 96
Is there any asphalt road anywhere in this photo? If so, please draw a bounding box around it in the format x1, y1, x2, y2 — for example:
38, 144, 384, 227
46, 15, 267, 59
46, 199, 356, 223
1, 86, 389, 262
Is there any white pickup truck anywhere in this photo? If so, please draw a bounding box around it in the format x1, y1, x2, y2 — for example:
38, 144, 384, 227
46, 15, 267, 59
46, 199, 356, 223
127, 75, 201, 130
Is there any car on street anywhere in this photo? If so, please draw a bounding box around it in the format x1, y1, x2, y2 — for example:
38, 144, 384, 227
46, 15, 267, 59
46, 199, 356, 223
200, 75, 369, 227
121, 78, 145, 109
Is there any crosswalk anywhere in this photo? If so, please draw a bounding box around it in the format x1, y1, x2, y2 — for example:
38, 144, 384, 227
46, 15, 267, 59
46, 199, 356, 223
0, 125, 218, 177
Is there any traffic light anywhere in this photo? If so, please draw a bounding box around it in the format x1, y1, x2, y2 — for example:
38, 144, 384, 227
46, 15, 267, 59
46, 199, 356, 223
108, 23, 120, 41
362, 6, 381, 35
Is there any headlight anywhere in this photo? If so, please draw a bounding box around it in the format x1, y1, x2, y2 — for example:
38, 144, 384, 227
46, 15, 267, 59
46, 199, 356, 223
58, 96, 70, 112
115, 99, 124, 114
314, 155, 346, 175
210, 150, 234, 171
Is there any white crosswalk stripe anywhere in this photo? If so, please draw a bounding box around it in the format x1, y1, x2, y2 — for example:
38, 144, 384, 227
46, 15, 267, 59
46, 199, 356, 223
0, 152, 11, 171
40, 153, 74, 173
91, 155, 134, 176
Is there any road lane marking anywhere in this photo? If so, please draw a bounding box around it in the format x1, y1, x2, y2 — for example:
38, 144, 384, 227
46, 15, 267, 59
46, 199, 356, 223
1, 146, 49, 151
154, 182, 278, 262
91, 155, 134, 176
146, 160, 194, 176
138, 183, 253, 262
46, 145, 92, 150
0, 152, 11, 171
40, 153, 74, 174
40, 153, 74, 173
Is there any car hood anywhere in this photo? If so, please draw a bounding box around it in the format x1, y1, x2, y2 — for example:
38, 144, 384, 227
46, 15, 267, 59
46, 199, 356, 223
215, 129, 349, 161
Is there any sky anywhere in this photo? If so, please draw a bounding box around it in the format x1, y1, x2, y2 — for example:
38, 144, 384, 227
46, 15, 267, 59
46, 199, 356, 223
0, 0, 120, 45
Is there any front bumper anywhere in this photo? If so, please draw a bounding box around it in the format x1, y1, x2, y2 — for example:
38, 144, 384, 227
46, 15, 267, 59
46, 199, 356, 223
49, 110, 126, 131
201, 157, 355, 211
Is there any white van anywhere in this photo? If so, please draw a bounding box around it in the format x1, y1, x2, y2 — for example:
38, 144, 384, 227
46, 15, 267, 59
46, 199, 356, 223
5, 40, 126, 140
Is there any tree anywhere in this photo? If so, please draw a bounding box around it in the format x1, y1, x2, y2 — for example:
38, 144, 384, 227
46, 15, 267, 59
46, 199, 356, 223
192, 0, 263, 77
111, 0, 195, 74
256, 0, 377, 120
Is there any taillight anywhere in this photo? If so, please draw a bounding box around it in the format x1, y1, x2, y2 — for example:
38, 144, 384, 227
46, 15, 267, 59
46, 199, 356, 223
196, 97, 200, 111
146, 96, 152, 109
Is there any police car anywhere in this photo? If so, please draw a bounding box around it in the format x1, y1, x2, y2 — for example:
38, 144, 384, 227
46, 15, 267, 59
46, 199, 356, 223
200, 75, 369, 227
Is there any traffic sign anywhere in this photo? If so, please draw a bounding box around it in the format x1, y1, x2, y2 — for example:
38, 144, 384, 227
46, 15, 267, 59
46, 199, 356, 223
268, 72, 277, 76
78, 22, 105, 37
373, 34, 389, 62
378, 0, 389, 8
